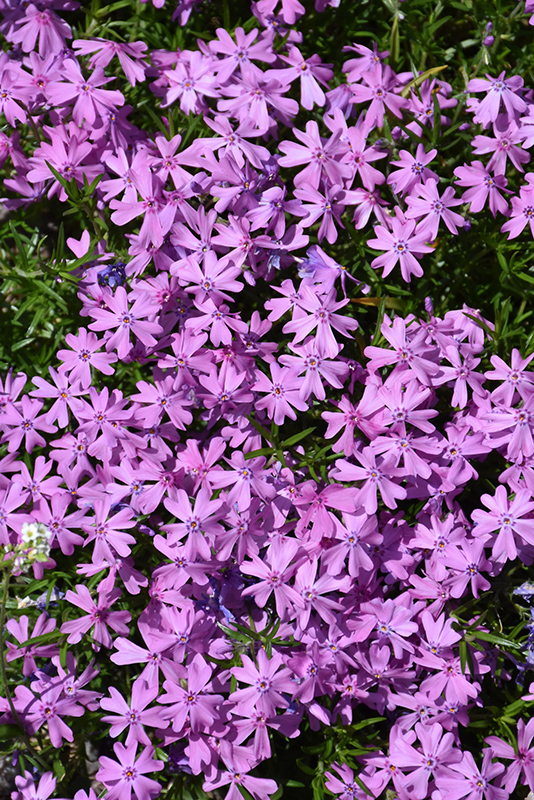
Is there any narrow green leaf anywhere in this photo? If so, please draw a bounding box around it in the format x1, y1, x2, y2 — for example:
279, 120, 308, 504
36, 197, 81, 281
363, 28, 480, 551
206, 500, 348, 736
401, 65, 448, 97
280, 426, 316, 448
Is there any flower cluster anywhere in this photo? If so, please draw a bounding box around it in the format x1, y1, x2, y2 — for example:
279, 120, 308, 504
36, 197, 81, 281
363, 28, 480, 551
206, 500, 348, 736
2, 0, 534, 799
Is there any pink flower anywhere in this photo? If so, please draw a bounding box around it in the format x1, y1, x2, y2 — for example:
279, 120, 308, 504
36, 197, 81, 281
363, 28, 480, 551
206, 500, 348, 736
467, 71, 527, 127
387, 144, 439, 196
335, 447, 406, 514
231, 648, 294, 717
278, 121, 350, 190
88, 286, 162, 359
485, 718, 534, 794
501, 175, 534, 238
72, 38, 148, 86
12, 771, 56, 800
96, 742, 164, 800
405, 178, 464, 238
61, 578, 131, 649
203, 741, 278, 800
57, 328, 117, 388
454, 160, 509, 215
471, 485, 534, 564
268, 45, 333, 109
367, 208, 434, 282
349, 63, 408, 127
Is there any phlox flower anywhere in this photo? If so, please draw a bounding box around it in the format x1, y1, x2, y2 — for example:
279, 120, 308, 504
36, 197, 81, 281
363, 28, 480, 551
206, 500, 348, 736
350, 187, 390, 229
202, 115, 271, 170
162, 487, 223, 558
387, 144, 439, 196
0, 395, 56, 453
485, 347, 534, 404
501, 175, 534, 238
110, 171, 174, 248
12, 682, 84, 748
11, 6, 72, 56
367, 208, 434, 283
482, 393, 534, 462
6, 612, 57, 676
443, 538, 491, 598
365, 315, 440, 386
29, 367, 86, 427
230, 648, 294, 717
268, 45, 333, 109
485, 718, 534, 794
471, 116, 529, 173
12, 771, 56, 800
295, 183, 347, 244
26, 124, 102, 202
131, 373, 193, 430
82, 496, 137, 564
279, 338, 349, 401
335, 447, 406, 515
436, 751, 506, 800
101, 679, 164, 745
158, 652, 223, 734
61, 577, 131, 649
471, 485, 534, 564
349, 63, 408, 128
405, 178, 464, 238
96, 742, 164, 800
0, 483, 31, 545
203, 741, 278, 800
208, 452, 276, 511
282, 284, 358, 358
432, 346, 486, 408
88, 285, 162, 359
241, 536, 306, 618
208, 26, 275, 82
278, 120, 350, 190
217, 67, 298, 134
57, 328, 117, 389
342, 42, 389, 82
391, 722, 461, 799
0, 57, 32, 126
292, 556, 348, 628
161, 51, 220, 114
323, 111, 386, 190
453, 160, 509, 216
325, 762, 369, 800
72, 38, 148, 86
46, 61, 124, 126
467, 71, 527, 127
252, 362, 308, 424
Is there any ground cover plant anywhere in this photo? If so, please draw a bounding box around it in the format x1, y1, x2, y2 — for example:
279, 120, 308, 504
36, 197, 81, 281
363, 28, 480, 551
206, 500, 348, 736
4, 0, 534, 798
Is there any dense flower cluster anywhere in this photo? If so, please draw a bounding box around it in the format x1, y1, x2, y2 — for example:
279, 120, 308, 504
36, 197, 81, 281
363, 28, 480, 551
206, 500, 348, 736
2, 0, 534, 798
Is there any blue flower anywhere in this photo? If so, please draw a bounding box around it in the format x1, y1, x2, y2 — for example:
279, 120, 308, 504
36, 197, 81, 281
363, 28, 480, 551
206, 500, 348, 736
97, 262, 127, 289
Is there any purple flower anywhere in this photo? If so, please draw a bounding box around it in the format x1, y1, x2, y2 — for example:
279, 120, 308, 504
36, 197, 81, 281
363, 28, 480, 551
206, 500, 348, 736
501, 175, 534, 238
453, 160, 509, 216
467, 71, 527, 127
96, 742, 164, 800
12, 771, 56, 800
367, 208, 434, 282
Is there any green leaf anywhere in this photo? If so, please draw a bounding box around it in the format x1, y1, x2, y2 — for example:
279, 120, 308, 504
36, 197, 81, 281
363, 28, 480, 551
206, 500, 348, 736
0, 724, 21, 741
400, 64, 448, 97
280, 426, 316, 448
246, 415, 274, 444
471, 631, 520, 649
244, 447, 275, 460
